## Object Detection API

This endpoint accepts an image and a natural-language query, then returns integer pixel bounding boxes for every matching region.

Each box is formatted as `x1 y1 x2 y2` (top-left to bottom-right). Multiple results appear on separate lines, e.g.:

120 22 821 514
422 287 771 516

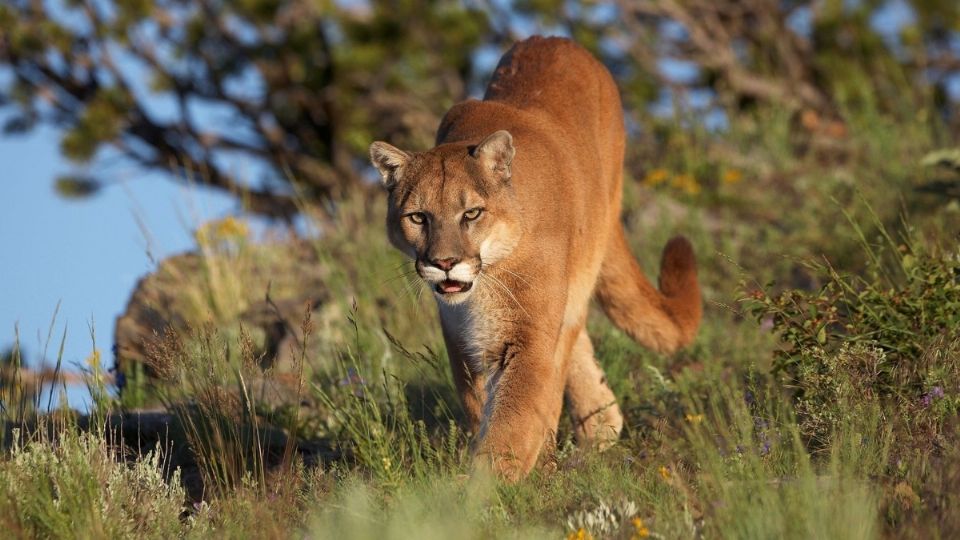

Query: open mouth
435 279 473 295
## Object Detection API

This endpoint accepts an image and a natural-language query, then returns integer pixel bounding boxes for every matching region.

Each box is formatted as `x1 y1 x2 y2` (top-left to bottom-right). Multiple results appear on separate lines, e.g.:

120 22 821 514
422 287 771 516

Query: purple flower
338 367 366 387
760 440 772 456
920 386 945 408
338 368 367 397
760 317 775 332
920 386 944 407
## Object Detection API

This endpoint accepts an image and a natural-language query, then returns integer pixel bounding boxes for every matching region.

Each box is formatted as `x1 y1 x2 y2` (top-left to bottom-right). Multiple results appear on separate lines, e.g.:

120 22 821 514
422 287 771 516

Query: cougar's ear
369 141 411 189
472 130 515 181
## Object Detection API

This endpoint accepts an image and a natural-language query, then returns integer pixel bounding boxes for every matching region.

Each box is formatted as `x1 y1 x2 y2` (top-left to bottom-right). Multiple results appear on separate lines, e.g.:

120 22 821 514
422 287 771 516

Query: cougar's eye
463 207 483 221
406 212 426 225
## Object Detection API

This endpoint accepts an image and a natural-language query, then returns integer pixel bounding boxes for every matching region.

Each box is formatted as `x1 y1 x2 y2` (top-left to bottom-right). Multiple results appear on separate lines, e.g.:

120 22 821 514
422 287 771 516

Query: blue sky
0 124 237 407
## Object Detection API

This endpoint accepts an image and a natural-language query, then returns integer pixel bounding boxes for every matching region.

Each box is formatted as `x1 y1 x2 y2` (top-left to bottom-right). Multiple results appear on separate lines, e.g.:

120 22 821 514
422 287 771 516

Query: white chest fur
437 296 501 372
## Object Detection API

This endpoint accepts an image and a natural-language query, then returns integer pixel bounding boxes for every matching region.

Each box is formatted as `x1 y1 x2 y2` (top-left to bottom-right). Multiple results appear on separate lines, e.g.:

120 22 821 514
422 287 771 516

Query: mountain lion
369 36 702 480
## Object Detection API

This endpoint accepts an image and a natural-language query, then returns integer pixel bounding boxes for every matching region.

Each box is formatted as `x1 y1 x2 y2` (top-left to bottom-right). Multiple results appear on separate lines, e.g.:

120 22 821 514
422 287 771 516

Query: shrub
0 430 187 539
741 226 960 450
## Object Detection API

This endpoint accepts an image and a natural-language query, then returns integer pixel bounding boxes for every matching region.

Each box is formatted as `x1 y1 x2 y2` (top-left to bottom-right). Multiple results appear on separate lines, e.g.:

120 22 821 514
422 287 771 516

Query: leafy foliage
3 1 960 217
742 228 960 449
0 431 188 539
0 0 496 217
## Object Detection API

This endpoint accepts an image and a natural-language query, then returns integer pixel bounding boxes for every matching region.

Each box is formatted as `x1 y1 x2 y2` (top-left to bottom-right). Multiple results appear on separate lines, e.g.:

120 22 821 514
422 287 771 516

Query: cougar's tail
595 227 702 354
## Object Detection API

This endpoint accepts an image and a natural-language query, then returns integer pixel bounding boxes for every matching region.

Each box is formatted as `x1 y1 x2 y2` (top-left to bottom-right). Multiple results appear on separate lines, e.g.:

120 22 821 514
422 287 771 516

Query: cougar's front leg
440 321 486 435
473 325 576 481
447 345 485 436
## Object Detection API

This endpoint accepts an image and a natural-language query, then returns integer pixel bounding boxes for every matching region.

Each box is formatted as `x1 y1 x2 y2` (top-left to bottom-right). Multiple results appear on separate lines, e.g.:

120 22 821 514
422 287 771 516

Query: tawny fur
369 36 702 481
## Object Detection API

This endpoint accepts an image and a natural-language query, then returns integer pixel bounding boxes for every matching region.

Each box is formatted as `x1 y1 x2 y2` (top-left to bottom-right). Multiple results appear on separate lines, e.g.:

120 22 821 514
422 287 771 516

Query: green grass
2 102 959 538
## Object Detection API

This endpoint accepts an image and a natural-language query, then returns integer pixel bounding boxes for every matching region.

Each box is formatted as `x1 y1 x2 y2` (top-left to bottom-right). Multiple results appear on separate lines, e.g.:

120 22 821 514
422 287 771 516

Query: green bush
741 227 960 450
0 430 188 539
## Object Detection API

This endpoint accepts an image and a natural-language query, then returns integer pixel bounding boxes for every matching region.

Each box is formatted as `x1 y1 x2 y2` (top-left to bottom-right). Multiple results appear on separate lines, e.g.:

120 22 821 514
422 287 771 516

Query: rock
113 239 329 397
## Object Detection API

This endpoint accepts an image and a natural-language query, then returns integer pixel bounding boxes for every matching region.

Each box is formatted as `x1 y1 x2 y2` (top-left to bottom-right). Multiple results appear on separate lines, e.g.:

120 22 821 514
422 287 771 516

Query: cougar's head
369 130 522 305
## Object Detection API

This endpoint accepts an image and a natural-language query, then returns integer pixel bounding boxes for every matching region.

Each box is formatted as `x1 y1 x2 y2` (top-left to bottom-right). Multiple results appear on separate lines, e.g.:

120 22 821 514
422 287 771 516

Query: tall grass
312 308 467 487
148 324 294 496
680 383 882 539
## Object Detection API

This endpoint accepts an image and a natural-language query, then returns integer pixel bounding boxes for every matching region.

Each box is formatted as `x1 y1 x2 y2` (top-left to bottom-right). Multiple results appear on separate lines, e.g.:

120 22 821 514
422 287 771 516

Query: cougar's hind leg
565 329 623 447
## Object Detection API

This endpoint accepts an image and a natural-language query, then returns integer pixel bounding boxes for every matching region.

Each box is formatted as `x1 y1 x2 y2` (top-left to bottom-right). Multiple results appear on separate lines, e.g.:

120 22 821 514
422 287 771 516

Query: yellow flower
86 349 102 370
381 457 392 471
566 528 593 540
685 413 704 424
631 517 650 539
722 169 743 185
195 216 250 246
658 465 671 480
642 168 670 187
214 216 249 239
671 173 701 195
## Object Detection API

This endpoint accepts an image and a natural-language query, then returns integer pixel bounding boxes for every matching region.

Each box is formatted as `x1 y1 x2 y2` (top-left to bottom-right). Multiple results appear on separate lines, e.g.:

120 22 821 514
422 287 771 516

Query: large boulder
113 238 330 400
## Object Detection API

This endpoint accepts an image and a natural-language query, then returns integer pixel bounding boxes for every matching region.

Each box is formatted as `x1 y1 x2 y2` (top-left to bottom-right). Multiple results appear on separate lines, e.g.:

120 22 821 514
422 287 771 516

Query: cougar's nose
431 257 459 271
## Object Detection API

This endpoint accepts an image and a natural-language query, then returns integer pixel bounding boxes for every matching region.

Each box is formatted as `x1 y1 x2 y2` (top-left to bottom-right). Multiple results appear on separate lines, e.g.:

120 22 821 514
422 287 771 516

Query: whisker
480 271 530 317
383 269 419 285
475 273 509 309
416 280 426 303
497 266 532 286
480 261 532 287
393 273 422 306
479 275 519 319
